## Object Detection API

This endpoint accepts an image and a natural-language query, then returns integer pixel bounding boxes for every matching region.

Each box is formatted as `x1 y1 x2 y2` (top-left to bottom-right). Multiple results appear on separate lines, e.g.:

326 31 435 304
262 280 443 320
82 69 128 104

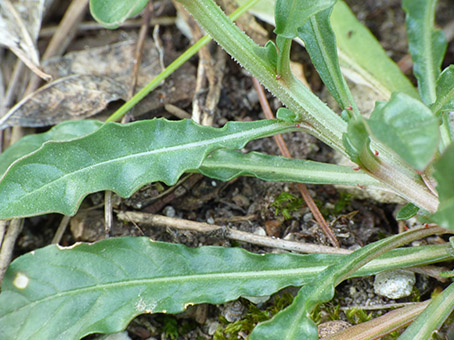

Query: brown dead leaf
265 220 283 237
0 74 127 129
0 0 51 79
43 40 161 80
0 38 195 128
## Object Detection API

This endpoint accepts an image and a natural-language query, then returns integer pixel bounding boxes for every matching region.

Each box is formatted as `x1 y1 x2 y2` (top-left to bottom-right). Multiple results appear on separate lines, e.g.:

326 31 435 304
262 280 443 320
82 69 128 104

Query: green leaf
0 237 331 340
250 227 441 340
200 149 382 187
254 40 278 69
368 92 439 171
432 142 454 229
402 0 447 105
0 120 103 178
89 0 148 29
274 0 336 39
1 237 451 340
398 281 454 340
331 1 418 100
430 65 454 115
0 118 296 219
236 0 419 99
297 7 354 111
342 115 370 165
396 203 420 220
275 107 300 123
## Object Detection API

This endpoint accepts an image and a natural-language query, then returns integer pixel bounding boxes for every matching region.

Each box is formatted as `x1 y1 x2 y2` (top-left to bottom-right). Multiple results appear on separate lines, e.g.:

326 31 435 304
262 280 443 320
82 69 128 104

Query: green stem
276 36 293 80
398 280 454 340
360 142 438 213
177 0 441 213
106 0 260 122
177 0 347 152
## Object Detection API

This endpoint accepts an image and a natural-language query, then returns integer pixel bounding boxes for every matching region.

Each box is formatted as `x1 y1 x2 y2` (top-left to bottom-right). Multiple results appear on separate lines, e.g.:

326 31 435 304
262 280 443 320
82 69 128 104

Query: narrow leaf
297 7 354 110
432 141 454 229
0 120 103 177
200 149 382 187
235 0 419 99
368 92 439 171
250 227 442 340
430 65 454 115
1 237 451 340
331 1 418 100
397 281 454 340
89 0 148 29
402 0 447 105
274 0 336 39
0 118 296 219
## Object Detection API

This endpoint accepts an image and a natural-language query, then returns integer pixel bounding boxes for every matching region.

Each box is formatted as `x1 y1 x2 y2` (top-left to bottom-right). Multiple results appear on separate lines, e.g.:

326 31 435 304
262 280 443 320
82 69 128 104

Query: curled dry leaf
0 0 50 79
1 39 195 128
0 75 127 129
42 40 161 80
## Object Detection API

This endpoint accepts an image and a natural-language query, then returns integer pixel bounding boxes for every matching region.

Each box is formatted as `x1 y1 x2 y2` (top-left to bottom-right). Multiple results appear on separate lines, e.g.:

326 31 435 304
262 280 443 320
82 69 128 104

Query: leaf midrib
5 122 287 207
3 264 327 317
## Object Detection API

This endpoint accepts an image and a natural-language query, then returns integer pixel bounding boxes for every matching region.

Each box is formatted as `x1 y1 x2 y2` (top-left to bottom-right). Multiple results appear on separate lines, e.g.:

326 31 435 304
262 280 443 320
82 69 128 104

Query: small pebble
374 269 416 299
318 320 351 339
303 212 313 223
232 194 250 207
206 216 215 224
253 227 266 236
163 206 175 218
207 320 220 335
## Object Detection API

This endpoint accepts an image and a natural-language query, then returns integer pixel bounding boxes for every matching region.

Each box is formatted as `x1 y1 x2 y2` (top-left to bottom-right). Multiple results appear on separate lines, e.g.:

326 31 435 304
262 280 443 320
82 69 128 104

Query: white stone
373 270 415 299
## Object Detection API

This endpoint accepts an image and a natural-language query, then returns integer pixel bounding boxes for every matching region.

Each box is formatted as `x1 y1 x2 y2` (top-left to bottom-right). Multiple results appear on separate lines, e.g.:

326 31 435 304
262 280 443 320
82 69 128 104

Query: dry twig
117 211 350 254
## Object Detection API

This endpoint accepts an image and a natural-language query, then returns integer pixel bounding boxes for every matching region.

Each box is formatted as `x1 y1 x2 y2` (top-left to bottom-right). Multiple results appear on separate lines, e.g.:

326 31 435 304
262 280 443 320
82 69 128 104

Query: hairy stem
176 0 439 213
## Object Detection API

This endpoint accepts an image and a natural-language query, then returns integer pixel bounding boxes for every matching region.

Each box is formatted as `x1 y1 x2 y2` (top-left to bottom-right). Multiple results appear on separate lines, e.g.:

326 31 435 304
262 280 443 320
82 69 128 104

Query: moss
214 293 294 339
271 192 304 219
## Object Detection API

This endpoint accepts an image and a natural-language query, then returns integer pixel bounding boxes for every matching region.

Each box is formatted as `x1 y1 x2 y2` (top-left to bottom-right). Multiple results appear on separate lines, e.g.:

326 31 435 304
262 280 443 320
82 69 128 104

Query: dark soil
2 0 454 339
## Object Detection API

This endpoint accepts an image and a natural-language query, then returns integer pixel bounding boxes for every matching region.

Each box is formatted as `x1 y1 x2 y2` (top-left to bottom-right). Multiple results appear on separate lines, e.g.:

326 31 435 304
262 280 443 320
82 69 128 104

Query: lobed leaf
368 92 439 171
0 118 296 219
89 0 148 29
0 120 103 177
432 141 454 229
274 0 336 39
200 149 382 187
297 7 355 111
0 237 332 340
1 237 451 340
430 65 454 115
402 0 447 105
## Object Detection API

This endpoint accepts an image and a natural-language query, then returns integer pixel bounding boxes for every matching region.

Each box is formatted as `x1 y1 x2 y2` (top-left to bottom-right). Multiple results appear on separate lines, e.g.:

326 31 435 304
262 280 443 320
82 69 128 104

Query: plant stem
276 36 293 80
177 0 440 213
177 0 347 152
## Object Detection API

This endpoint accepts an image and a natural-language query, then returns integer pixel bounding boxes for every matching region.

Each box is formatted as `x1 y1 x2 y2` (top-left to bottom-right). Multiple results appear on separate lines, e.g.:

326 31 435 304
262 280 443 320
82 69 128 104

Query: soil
2 0 454 339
